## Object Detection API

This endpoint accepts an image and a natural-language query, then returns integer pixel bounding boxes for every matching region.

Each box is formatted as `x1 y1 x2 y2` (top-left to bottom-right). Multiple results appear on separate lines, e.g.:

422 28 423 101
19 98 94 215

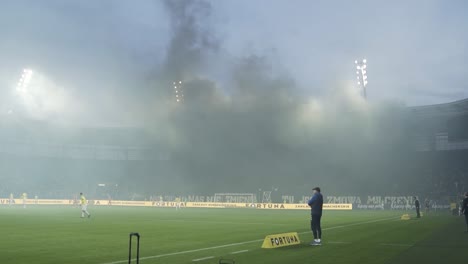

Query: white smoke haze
12 69 80 121
0 0 431 197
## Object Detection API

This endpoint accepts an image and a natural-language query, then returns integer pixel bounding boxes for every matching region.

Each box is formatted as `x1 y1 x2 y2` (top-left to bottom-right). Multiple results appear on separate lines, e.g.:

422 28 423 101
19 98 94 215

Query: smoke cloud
0 0 424 199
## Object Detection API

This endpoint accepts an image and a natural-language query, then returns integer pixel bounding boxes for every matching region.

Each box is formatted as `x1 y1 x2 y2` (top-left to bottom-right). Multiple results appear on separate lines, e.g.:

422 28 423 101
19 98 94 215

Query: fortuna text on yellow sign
249 203 352 210
261 232 301 248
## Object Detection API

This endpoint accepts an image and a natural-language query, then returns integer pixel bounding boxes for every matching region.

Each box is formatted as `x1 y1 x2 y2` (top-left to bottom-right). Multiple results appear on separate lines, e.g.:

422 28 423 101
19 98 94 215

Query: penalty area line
192 256 215 262
101 240 263 264
230 249 249 254
101 216 399 264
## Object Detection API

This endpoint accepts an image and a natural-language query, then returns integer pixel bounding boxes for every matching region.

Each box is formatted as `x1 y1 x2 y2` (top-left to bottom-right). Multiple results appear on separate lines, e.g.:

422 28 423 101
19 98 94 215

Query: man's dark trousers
311 214 322 239
416 207 420 218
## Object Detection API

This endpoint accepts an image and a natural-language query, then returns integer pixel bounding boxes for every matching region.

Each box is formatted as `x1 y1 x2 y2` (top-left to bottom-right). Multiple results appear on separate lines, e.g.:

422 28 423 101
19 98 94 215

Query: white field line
391 218 418 222
301 216 400 233
101 216 399 264
326 242 413 247
192 256 214 262
230 250 249 254
164 219 291 226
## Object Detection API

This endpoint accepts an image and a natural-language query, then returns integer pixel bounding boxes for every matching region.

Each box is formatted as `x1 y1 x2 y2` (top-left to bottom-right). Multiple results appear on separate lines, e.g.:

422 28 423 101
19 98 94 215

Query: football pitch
1 206 466 264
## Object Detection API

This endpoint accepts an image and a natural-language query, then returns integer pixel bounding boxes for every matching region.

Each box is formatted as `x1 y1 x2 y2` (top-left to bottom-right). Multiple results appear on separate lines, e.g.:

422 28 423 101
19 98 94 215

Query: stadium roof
407 98 468 117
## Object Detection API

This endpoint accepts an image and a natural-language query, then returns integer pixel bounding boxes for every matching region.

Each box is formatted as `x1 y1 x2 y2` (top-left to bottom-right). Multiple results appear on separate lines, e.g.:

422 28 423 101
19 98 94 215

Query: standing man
459 198 464 216
80 193 91 218
462 192 468 233
308 187 323 246
414 196 420 218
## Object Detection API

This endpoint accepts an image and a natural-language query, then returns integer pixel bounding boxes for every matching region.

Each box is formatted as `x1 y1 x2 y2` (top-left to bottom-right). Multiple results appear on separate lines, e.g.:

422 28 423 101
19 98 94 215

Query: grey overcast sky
1 0 467 119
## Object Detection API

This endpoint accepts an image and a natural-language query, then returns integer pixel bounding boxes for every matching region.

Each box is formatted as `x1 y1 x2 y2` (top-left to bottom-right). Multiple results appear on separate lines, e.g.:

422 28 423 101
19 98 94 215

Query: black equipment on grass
128 232 140 264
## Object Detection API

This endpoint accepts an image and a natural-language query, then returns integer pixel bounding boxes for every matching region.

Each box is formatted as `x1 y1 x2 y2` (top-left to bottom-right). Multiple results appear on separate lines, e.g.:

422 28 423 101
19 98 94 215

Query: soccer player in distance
424 198 430 215
462 192 468 233
9 193 14 206
414 196 421 218
80 192 91 218
308 187 323 246
21 192 27 208
175 196 182 210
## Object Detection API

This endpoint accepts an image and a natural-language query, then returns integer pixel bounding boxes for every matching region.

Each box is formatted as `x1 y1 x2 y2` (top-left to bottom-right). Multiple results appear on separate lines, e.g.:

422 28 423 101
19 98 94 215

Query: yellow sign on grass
401 214 411 220
261 232 301 249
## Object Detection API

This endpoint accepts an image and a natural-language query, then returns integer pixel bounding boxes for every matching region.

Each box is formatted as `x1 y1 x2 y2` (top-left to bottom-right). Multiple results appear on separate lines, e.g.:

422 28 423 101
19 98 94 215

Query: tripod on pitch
128 232 140 264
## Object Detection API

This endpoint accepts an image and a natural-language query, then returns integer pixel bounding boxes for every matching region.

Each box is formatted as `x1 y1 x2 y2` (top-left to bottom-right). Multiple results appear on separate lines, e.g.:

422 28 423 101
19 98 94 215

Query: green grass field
1 206 466 264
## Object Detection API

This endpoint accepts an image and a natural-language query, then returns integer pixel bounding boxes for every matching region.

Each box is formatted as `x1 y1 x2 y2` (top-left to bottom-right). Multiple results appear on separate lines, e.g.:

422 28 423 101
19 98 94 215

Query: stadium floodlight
173 80 184 103
354 59 368 99
16 68 34 92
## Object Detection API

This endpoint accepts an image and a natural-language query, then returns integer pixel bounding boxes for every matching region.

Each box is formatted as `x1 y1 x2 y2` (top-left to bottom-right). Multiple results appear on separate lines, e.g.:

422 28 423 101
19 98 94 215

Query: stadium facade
405 98 468 200
408 98 468 151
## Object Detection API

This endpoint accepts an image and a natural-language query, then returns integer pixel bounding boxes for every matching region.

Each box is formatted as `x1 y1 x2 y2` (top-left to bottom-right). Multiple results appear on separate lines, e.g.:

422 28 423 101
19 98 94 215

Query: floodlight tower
354 59 368 99
17 68 34 93
173 80 184 103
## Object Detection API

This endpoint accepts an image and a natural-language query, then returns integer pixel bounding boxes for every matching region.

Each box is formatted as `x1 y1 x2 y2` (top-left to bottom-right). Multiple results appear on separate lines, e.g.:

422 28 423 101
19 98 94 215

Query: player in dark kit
414 197 420 218
462 192 468 232
308 187 323 246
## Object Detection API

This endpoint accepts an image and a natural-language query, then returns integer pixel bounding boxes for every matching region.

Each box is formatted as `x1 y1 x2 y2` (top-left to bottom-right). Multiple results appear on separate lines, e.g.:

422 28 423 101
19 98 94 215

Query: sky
218 0 468 103
0 0 467 125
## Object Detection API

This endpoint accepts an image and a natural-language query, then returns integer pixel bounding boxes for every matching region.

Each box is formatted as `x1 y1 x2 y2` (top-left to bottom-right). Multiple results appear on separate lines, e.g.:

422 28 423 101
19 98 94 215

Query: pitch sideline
101 216 399 264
